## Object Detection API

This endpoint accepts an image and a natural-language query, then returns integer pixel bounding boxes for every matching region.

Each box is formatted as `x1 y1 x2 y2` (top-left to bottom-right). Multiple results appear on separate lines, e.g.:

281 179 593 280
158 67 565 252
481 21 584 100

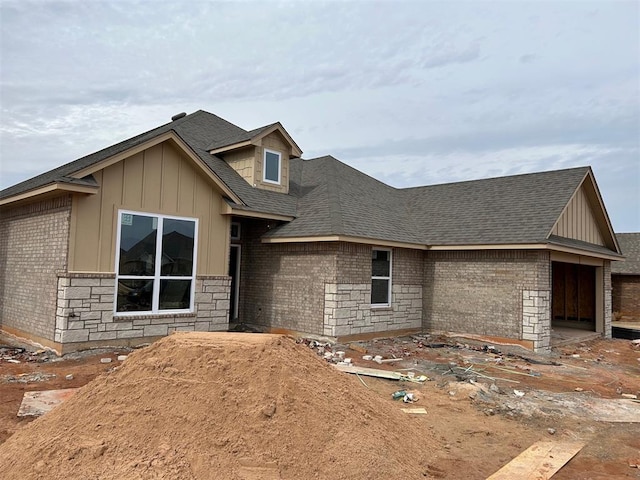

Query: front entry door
229 245 241 321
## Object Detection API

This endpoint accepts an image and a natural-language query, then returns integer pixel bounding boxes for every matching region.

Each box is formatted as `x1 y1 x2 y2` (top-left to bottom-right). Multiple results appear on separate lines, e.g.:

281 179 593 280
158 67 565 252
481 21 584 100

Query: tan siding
254 132 290 194
160 145 180 212
223 147 255 185
552 186 605 246
142 144 162 211
99 163 123 270
71 141 228 276
122 152 144 206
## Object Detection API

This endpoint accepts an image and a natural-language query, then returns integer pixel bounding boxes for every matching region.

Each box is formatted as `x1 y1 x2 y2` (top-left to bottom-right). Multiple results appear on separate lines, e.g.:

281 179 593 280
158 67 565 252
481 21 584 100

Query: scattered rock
117 355 128 362
100 358 112 364
65 374 74 380
547 428 556 435
513 390 525 398
621 393 638 399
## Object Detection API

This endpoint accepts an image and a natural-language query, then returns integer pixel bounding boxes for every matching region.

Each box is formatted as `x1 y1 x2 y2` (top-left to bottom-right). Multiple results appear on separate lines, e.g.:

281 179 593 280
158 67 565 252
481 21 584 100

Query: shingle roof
0 110 619 255
612 233 640 274
0 111 298 218
265 160 599 248
205 123 277 151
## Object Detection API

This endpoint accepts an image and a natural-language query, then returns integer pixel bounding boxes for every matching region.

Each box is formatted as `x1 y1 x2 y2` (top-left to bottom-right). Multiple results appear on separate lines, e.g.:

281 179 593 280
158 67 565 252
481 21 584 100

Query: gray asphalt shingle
0 110 617 254
612 233 640 274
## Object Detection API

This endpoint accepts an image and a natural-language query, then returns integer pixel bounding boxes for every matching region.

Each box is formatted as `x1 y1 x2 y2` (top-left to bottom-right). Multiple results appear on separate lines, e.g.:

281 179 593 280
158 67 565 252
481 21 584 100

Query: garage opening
552 261 596 330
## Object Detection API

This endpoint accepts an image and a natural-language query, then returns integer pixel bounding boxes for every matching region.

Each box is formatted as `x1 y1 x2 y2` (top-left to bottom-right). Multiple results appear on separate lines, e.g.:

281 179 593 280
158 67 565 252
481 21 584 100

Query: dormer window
263 149 281 184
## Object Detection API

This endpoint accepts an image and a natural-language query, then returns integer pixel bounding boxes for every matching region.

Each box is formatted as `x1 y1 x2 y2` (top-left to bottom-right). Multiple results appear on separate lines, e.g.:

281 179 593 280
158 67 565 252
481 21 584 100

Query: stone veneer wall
55 274 230 346
612 274 639 322
424 250 551 350
604 261 612 336
323 244 423 337
0 196 71 341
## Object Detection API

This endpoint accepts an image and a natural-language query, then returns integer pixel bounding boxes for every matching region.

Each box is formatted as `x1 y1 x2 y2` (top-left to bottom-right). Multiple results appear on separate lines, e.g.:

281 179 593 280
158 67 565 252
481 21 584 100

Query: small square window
263 149 281 184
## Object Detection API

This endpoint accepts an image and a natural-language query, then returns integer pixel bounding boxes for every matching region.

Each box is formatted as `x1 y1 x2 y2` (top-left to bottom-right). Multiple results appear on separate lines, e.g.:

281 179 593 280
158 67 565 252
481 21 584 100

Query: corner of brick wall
0 196 72 341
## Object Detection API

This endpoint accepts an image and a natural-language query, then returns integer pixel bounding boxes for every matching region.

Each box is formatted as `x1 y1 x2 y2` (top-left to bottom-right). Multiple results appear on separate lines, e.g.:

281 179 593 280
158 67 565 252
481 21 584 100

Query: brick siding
0 196 71 341
324 244 423 336
237 220 337 335
238 223 422 337
424 250 551 350
612 274 640 321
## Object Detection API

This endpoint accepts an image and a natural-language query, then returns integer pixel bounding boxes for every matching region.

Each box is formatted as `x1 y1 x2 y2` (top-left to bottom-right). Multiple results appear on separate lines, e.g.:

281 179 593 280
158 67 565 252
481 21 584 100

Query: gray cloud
1 0 638 231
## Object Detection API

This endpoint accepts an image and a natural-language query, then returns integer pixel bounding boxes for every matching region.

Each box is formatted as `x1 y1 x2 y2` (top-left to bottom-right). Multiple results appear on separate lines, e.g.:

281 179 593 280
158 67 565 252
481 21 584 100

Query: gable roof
207 122 303 157
265 160 621 256
612 233 640 274
0 111 298 218
0 110 622 257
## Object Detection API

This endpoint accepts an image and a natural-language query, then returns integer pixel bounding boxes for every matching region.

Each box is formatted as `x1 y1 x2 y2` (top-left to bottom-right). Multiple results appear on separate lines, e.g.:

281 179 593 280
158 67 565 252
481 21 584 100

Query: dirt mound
0 332 439 479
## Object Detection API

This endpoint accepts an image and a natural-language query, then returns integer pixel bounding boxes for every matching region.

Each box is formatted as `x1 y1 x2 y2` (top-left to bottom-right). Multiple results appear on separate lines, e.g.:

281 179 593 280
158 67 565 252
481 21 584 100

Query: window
230 221 241 241
371 249 392 306
263 149 281 184
115 211 197 314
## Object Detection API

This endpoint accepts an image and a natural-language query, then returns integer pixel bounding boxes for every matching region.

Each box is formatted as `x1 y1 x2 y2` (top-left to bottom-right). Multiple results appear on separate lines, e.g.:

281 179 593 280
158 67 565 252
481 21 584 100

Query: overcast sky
1 0 638 232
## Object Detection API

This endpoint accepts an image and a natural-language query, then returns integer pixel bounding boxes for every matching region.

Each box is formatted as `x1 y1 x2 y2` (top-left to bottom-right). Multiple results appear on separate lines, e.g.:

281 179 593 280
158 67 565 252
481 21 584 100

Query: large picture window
371 249 392 306
263 149 281 184
115 211 197 314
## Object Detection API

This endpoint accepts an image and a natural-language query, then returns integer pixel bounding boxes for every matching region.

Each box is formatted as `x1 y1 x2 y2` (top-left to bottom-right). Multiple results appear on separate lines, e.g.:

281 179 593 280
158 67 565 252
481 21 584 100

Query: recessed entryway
229 245 241 321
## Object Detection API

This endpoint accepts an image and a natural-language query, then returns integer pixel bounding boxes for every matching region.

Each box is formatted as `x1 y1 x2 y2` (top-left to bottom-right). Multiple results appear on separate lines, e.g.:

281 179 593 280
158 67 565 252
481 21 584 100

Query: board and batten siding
69 141 229 275
552 185 605 246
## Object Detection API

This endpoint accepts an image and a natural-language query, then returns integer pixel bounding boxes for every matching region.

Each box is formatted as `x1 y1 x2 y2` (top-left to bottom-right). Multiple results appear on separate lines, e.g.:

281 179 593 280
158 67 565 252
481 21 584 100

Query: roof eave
208 123 303 158
68 130 243 205
0 181 99 207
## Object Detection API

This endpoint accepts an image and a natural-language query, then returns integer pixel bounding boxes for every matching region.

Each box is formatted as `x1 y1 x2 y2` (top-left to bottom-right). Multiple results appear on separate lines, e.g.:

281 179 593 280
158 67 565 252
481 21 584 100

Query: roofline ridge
401 165 592 192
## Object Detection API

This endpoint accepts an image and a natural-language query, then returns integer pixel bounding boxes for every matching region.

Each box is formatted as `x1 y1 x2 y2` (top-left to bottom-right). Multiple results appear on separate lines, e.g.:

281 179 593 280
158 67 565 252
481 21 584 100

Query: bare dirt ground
0 332 639 479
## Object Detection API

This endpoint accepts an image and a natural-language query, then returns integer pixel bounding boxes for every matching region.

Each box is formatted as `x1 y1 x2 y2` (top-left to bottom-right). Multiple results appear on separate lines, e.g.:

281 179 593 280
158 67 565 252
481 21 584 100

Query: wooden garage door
552 262 596 329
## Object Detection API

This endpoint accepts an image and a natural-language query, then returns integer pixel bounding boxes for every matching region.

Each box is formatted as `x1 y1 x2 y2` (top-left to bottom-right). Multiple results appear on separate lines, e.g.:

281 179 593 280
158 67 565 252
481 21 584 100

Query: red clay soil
0 332 442 480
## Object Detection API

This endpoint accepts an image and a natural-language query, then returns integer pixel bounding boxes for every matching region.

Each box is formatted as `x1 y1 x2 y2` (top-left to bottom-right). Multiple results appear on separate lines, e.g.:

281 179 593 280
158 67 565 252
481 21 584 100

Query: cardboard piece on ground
487 441 585 480
17 388 78 417
333 364 402 380
401 408 427 414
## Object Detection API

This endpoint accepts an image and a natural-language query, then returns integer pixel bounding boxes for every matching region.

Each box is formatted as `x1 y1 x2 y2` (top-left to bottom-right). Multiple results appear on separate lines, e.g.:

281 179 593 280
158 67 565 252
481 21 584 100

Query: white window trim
114 210 198 316
371 248 392 308
263 148 281 185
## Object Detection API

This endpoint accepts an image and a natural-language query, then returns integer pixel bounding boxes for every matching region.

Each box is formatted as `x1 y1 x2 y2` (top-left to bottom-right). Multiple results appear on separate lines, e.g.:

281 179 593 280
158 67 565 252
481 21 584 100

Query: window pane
371 279 390 305
159 280 191 310
117 279 153 312
372 250 390 277
161 219 195 276
264 151 280 182
119 214 157 275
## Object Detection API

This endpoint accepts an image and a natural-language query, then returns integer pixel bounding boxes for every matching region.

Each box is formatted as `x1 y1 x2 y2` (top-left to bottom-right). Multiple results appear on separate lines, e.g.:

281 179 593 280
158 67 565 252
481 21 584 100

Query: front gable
210 124 301 195
70 139 231 276
549 171 620 253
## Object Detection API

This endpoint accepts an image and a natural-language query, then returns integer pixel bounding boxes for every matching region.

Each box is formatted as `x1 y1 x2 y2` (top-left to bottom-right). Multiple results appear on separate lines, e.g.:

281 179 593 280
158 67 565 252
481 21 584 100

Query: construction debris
17 388 78 417
487 441 585 480
0 333 441 479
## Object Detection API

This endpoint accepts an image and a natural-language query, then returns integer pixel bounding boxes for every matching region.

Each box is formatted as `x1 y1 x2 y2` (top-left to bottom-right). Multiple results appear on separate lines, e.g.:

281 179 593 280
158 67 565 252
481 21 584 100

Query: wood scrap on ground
486 441 585 480
17 388 78 417
333 364 403 380
401 408 427 414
